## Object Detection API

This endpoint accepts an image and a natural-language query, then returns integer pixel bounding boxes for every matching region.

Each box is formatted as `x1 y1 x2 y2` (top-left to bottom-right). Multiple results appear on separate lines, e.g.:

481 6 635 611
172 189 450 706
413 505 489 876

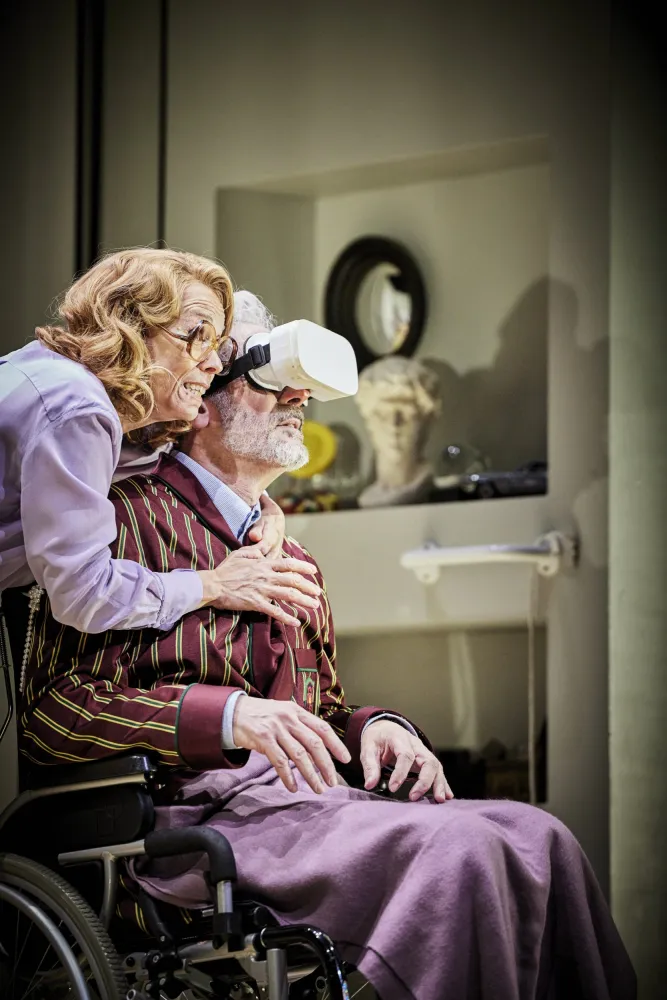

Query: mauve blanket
131 753 636 1000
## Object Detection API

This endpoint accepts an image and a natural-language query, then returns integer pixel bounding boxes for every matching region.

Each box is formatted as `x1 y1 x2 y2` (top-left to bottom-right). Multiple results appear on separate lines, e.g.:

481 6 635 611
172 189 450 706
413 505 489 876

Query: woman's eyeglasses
159 320 236 372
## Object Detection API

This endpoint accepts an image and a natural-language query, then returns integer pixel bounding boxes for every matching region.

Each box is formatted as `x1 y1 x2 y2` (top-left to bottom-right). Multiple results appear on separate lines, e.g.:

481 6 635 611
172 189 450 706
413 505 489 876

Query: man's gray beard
217 402 309 471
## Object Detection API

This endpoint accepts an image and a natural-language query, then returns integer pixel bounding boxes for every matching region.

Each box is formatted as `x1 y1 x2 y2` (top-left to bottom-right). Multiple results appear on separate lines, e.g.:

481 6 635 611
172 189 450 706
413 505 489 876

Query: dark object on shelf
276 491 340 514
479 737 507 762
324 236 427 372
479 722 548 804
432 461 548 503
485 757 531 802
434 748 487 800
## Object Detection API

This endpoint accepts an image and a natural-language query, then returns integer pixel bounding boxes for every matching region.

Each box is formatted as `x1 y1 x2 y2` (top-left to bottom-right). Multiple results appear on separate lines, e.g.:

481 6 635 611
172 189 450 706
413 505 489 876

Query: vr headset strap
205 343 272 397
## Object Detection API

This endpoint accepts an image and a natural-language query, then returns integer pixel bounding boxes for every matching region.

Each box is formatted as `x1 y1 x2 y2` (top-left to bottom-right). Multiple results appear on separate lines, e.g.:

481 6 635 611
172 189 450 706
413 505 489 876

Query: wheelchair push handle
144 827 237 885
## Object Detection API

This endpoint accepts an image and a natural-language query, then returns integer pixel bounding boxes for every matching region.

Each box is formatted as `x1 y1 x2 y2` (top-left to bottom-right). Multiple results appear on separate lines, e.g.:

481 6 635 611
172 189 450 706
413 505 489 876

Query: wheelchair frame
0 589 354 1000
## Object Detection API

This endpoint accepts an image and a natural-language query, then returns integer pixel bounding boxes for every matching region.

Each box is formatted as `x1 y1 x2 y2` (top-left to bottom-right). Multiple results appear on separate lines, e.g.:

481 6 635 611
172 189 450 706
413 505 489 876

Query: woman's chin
153 405 199 425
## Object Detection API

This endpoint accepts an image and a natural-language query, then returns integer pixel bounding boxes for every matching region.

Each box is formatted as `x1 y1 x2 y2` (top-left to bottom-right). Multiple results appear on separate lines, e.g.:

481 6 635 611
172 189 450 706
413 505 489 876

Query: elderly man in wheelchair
0 293 635 1000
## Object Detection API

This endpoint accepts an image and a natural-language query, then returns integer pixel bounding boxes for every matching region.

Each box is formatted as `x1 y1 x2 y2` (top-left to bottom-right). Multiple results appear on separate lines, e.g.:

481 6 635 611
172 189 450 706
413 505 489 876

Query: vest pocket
294 647 319 714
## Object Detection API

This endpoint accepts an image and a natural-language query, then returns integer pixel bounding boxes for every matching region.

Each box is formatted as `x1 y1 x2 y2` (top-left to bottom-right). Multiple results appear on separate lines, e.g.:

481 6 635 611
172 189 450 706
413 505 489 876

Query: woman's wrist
196 569 216 607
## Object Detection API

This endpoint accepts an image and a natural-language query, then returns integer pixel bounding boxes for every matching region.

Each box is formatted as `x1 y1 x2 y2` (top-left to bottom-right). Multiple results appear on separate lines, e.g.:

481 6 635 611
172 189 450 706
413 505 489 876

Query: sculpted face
355 357 440 494
361 385 426 466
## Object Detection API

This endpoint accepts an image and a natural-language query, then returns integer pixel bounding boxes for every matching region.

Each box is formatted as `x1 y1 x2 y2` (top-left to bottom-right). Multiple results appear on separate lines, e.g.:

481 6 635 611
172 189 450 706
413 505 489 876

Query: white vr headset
206 319 359 402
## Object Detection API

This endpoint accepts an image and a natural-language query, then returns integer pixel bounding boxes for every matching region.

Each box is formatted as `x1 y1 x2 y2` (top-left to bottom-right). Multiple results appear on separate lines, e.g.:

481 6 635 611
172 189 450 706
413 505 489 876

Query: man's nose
393 409 405 427
278 386 310 406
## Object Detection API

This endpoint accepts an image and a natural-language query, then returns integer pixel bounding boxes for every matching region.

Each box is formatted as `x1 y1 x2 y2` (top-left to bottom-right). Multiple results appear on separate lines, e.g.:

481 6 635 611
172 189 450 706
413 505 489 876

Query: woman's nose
199 347 223 374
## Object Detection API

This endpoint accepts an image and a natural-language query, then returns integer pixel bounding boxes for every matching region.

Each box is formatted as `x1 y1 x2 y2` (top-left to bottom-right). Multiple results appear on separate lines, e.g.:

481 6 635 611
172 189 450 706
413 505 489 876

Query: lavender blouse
0 340 203 632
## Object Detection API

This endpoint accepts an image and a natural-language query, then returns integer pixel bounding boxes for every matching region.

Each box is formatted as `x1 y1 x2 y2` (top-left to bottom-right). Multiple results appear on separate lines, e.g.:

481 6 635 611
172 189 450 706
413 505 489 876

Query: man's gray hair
232 290 276 332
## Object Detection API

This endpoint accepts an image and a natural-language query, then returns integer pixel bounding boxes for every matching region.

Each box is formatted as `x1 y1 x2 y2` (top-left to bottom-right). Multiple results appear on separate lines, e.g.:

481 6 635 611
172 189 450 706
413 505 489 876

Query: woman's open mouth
181 381 207 400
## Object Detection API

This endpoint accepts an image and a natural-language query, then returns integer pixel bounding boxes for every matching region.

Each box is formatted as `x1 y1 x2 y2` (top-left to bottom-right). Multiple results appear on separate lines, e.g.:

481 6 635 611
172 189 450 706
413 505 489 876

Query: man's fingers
360 743 382 790
292 724 339 788
265 741 297 793
278 734 325 794
408 758 439 801
388 749 415 793
432 769 454 803
298 710 351 764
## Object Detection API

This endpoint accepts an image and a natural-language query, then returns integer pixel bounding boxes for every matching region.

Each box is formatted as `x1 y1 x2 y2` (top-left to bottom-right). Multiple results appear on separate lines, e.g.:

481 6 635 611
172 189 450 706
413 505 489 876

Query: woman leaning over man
0 247 319 636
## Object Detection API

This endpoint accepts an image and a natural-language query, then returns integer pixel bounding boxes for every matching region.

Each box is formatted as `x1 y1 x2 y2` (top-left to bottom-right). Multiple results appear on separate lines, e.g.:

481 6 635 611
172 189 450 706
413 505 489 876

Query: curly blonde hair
36 247 234 447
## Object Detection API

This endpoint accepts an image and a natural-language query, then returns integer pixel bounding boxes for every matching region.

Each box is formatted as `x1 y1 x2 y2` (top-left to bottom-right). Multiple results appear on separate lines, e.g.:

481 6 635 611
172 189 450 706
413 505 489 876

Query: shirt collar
173 451 262 541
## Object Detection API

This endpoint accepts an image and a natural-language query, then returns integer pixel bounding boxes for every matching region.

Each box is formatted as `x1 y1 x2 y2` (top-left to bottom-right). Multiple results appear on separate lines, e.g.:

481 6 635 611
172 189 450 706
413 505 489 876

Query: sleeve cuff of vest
177 684 250 771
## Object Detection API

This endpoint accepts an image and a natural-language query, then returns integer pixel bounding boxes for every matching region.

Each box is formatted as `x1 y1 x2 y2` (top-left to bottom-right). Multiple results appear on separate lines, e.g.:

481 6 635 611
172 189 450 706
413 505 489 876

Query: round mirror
324 236 427 371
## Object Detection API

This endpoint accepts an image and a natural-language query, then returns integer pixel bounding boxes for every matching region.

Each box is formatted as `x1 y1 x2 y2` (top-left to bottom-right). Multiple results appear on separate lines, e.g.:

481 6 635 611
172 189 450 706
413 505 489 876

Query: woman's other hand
198 548 319 628
246 494 285 558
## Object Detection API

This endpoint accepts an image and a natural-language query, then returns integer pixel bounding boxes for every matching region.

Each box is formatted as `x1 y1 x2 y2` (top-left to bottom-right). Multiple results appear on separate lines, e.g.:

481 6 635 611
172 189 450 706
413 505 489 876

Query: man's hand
198 548 320 628
246 494 285 558
360 720 454 803
233 697 351 794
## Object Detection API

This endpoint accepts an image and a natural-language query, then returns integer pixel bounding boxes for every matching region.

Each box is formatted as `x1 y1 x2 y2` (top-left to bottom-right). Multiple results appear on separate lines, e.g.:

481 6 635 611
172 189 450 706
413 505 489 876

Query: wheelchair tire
0 852 127 999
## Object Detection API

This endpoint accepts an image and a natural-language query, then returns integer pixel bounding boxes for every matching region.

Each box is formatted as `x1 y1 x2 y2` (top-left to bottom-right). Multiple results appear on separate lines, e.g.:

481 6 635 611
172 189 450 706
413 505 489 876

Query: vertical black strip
157 0 170 247
75 0 105 273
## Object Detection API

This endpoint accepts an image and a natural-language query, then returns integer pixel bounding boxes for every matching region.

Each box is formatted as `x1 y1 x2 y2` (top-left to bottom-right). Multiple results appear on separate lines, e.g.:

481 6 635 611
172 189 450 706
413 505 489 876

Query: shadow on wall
424 275 609 503
424 277 551 472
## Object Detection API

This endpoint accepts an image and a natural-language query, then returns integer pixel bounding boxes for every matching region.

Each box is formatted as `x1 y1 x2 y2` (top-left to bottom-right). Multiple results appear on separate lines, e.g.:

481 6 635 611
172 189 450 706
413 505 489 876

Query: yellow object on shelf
290 421 338 479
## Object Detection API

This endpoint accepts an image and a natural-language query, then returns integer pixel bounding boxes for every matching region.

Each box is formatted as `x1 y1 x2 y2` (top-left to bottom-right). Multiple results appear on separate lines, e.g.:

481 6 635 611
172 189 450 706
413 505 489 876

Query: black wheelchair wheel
0 853 126 1000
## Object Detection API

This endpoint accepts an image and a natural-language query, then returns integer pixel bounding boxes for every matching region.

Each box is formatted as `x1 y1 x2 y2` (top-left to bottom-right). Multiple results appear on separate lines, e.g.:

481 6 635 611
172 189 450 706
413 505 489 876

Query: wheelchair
0 588 373 1000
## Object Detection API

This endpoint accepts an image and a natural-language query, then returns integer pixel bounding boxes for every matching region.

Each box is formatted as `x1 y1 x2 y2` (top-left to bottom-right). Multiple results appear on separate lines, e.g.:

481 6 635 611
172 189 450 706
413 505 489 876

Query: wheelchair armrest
24 751 158 790
145 827 237 884
145 827 241 942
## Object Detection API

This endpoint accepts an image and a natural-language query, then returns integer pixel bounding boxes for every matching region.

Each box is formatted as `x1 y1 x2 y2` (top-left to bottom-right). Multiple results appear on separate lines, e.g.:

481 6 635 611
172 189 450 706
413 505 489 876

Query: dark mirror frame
324 236 427 372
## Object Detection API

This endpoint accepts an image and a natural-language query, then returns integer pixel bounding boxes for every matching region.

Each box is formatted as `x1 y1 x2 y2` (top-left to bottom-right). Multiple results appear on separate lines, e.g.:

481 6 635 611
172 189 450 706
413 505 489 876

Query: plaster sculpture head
355 354 440 507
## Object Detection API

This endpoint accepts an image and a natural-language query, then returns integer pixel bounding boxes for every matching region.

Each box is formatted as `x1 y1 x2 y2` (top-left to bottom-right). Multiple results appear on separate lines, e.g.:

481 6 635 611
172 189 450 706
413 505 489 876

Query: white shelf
286 495 553 636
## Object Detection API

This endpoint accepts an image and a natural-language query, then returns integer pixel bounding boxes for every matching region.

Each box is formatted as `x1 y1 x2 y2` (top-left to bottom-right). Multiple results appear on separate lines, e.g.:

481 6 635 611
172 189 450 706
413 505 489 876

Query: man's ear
191 401 212 431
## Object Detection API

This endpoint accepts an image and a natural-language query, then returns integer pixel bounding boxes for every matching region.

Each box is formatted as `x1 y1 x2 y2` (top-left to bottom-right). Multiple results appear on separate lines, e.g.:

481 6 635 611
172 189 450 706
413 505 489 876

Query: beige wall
99 0 163 251
166 0 611 887
339 627 546 753
0 0 77 356
217 189 316 323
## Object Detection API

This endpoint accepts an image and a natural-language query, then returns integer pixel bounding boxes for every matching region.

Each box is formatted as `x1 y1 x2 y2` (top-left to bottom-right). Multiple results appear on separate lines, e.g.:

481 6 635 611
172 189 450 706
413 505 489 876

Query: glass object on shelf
434 443 491 492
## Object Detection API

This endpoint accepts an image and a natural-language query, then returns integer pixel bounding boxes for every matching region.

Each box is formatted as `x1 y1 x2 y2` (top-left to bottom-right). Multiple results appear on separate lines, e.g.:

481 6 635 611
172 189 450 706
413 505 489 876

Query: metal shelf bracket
400 531 579 585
